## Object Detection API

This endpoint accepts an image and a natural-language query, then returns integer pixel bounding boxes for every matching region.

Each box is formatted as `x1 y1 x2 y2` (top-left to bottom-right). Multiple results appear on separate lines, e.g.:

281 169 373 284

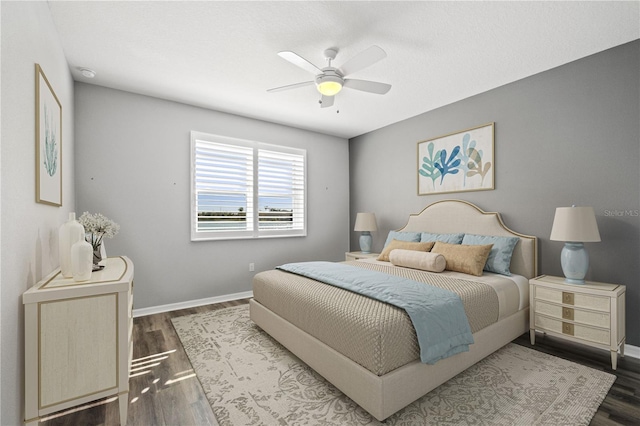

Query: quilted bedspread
276 261 474 364
252 261 500 375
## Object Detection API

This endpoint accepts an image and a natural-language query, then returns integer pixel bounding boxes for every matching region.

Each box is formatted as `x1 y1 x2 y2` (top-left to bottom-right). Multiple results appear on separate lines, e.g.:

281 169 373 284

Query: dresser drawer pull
562 322 574 336
562 307 574 320
562 292 574 305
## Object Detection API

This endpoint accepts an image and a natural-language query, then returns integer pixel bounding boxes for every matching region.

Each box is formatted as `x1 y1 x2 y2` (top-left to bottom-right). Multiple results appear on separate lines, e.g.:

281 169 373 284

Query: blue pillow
462 234 519 276
383 231 421 248
420 232 465 244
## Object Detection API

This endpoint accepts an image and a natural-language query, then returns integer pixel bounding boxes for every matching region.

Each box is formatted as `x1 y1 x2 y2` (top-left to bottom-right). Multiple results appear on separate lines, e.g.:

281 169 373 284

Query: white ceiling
48 1 639 139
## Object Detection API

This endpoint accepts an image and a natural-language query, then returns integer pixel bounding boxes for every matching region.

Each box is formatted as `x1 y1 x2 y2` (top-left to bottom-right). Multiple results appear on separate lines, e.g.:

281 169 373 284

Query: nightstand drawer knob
562 292 574 305
562 307 574 320
562 322 574 336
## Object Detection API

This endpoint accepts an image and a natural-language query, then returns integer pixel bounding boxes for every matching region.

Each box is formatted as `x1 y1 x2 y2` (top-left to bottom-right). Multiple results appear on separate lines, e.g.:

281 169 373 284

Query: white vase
71 239 93 282
59 213 85 278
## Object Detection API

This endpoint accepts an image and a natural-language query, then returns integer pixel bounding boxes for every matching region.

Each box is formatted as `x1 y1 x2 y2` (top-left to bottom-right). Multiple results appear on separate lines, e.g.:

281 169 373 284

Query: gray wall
350 40 640 345
75 84 350 309
1 2 76 424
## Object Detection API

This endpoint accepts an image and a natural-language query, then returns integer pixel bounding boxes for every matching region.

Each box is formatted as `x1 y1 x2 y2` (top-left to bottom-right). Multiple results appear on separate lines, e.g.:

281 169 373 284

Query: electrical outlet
249 263 255 272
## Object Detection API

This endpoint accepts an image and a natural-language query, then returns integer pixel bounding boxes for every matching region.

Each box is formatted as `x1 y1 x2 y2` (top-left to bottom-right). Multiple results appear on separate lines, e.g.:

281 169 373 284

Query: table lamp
550 206 601 284
354 213 377 254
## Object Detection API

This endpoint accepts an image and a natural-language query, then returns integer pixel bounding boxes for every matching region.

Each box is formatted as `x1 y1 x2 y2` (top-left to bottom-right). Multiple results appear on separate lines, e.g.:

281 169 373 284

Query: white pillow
389 249 446 273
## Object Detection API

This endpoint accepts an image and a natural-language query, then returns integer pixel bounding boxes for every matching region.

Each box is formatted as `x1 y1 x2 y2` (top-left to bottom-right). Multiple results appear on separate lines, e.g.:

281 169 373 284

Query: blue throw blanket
276 261 474 364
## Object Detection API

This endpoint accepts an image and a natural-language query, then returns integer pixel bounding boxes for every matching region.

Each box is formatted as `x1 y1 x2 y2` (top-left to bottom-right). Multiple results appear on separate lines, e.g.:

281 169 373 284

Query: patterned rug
171 304 615 425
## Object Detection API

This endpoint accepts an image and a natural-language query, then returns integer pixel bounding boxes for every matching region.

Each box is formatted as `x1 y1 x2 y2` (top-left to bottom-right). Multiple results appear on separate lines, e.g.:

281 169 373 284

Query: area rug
171 304 615 425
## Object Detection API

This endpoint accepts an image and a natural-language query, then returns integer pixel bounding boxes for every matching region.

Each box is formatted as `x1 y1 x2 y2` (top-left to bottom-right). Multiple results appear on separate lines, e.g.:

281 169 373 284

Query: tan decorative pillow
389 249 446 272
377 240 435 262
431 241 493 276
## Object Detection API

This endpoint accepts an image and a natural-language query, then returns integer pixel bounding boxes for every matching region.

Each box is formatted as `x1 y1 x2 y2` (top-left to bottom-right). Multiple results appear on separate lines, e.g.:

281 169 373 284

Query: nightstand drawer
535 287 609 311
345 251 380 261
535 301 610 328
535 315 610 345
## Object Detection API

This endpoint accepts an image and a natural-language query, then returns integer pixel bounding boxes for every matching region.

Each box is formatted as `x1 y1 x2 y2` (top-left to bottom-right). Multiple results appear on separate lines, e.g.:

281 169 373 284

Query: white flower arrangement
78 212 120 251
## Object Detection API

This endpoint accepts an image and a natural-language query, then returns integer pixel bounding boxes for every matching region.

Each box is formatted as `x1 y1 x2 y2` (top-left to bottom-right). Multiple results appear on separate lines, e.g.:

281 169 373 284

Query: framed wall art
35 63 62 206
417 122 494 196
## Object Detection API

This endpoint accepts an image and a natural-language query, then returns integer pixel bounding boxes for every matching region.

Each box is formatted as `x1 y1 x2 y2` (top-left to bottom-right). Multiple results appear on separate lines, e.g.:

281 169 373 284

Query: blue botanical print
418 142 442 189
434 146 461 184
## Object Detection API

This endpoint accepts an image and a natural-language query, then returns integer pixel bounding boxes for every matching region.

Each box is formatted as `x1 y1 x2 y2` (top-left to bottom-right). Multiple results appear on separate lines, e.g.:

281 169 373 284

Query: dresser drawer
535 315 610 345
535 301 610 328
535 287 610 311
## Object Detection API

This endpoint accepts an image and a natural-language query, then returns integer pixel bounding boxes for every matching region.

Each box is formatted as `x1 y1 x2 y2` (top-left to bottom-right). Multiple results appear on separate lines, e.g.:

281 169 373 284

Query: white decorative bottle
71 239 93 282
59 213 85 278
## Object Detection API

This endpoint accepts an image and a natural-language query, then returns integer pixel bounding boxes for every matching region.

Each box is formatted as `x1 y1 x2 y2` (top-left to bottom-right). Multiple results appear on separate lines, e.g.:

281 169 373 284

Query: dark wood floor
41 298 640 426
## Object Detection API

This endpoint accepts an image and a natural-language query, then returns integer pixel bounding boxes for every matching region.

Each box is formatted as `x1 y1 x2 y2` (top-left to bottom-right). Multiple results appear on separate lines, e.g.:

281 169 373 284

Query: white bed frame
250 200 538 421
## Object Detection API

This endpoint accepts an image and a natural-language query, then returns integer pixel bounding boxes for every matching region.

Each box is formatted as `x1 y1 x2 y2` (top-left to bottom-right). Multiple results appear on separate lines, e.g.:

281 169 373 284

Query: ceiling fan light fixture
316 75 343 96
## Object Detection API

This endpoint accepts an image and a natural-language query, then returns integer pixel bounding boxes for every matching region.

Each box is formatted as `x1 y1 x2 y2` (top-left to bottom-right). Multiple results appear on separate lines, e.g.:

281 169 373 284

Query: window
191 131 306 241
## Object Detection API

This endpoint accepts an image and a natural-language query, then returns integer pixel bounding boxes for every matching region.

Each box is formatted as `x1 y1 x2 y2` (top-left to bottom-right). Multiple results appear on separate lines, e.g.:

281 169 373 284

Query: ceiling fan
267 45 392 108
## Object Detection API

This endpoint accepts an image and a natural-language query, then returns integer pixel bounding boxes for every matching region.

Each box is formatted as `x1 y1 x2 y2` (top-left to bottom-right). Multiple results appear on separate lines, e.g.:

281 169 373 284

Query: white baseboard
133 291 253 318
133 293 640 361
624 343 640 359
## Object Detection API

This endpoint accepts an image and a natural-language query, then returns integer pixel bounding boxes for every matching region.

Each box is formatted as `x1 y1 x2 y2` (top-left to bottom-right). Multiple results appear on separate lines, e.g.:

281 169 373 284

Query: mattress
252 260 526 376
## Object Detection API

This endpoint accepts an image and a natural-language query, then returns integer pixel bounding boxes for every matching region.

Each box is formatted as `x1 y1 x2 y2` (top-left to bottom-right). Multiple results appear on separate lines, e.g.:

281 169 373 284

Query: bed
250 199 538 421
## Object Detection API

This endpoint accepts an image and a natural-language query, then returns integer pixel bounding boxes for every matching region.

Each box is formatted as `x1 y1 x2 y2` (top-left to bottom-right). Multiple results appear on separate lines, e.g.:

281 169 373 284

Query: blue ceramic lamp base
560 242 589 284
359 232 372 254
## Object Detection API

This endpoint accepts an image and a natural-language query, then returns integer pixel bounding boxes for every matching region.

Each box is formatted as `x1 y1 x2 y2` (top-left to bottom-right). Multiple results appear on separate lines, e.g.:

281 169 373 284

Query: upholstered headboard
397 200 538 279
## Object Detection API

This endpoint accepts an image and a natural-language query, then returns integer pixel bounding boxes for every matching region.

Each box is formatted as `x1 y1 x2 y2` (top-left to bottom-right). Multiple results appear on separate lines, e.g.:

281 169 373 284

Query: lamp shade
354 213 377 232
550 206 601 242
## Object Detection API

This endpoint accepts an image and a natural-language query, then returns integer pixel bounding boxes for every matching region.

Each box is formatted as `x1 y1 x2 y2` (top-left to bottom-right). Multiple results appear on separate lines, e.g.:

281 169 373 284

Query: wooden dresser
23 256 134 425
529 274 626 370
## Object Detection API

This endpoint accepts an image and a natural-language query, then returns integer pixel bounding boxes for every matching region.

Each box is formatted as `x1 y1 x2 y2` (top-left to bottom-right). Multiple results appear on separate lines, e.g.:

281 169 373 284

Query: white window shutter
258 149 305 232
191 131 306 241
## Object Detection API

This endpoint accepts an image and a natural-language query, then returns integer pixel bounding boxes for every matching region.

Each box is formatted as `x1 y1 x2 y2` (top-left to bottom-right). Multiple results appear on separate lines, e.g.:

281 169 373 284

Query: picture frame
35 63 62 206
417 122 494 196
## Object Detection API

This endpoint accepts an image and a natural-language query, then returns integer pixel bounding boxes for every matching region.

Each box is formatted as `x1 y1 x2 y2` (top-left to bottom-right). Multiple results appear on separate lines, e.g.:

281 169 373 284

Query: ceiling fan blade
267 81 315 93
278 51 323 75
320 95 334 108
343 79 391 95
338 45 387 76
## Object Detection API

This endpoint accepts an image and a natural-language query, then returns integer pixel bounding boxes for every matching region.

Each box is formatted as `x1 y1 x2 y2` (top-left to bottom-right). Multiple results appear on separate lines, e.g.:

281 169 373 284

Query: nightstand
345 251 380 261
529 274 626 370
